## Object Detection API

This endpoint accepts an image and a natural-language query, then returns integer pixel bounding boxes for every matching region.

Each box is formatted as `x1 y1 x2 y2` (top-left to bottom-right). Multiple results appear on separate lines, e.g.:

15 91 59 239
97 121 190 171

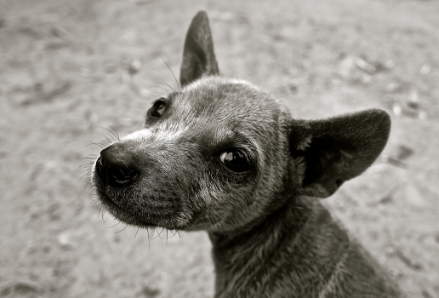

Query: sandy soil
0 0 438 297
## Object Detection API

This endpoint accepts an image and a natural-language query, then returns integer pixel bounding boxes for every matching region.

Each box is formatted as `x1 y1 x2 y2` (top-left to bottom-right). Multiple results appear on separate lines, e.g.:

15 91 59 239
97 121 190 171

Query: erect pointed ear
180 11 219 88
290 109 391 198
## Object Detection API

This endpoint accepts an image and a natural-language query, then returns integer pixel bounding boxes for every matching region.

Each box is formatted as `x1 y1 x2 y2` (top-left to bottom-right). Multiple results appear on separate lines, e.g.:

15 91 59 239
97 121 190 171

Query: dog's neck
207 196 348 297
207 194 312 250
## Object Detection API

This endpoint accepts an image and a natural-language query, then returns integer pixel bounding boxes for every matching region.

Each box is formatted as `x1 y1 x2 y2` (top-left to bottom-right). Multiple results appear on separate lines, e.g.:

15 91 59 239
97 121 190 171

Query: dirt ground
0 0 438 297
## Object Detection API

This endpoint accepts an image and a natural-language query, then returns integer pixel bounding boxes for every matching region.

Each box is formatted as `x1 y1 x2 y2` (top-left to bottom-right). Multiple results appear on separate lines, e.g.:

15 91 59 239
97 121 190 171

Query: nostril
99 156 105 167
109 167 138 186
96 156 104 179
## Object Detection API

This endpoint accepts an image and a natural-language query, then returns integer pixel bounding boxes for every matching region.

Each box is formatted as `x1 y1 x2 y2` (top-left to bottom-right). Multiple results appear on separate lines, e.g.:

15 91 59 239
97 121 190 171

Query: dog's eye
150 100 167 117
219 150 251 173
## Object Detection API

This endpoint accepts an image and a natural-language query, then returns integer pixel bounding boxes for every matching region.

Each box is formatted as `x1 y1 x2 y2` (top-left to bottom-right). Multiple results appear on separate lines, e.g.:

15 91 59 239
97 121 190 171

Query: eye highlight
219 149 252 173
150 100 167 117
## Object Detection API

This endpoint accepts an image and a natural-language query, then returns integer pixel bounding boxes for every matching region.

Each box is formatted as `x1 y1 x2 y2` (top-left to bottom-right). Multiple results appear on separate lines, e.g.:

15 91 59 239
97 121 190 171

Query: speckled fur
92 11 402 298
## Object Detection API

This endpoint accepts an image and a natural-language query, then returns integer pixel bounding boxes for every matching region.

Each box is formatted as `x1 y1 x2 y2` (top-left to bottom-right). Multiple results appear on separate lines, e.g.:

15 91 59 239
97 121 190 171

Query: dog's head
92 11 390 233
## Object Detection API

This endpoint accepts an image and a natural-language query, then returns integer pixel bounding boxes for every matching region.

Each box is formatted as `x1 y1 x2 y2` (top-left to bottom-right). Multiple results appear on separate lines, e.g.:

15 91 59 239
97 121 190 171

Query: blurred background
0 0 438 297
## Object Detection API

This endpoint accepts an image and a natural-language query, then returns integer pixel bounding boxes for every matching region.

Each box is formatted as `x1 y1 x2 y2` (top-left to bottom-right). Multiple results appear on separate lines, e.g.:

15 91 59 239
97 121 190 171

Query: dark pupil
223 151 250 172
151 102 166 117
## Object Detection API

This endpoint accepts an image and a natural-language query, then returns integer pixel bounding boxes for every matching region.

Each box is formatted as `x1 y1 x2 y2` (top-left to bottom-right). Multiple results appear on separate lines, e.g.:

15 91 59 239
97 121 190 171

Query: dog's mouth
93 175 179 229
96 189 160 227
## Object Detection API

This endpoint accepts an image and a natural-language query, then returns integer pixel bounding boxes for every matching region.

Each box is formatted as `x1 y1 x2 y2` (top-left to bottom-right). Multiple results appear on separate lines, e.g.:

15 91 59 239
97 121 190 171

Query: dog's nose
96 143 139 187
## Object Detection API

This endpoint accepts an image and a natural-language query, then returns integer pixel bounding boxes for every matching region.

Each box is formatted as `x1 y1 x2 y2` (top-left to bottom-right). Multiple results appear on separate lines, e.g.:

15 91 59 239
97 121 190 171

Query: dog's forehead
177 77 280 123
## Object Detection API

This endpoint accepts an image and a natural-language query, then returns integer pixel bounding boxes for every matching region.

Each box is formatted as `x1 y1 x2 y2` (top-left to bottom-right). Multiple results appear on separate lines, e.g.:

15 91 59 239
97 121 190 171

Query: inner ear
299 138 342 187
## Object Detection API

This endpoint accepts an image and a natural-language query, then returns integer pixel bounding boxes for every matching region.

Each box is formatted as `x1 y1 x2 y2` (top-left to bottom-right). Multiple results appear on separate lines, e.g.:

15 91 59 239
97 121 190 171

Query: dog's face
91 11 391 233
92 77 293 232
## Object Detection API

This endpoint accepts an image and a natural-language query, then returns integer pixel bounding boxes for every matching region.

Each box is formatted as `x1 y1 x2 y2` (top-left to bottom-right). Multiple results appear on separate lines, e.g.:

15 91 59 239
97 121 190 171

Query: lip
92 170 178 228
97 190 160 227
94 187 177 230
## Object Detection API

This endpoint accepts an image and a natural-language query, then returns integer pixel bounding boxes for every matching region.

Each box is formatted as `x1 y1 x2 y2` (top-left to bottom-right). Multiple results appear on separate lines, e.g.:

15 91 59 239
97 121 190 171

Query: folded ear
290 109 391 198
180 11 219 87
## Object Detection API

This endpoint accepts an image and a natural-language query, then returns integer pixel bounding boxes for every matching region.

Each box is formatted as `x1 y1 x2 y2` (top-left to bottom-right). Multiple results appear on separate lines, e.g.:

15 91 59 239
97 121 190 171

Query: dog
92 10 402 298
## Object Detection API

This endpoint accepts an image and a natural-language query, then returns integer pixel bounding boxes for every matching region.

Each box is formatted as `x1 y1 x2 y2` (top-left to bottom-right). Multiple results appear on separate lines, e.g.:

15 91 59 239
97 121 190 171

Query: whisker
84 181 92 190
79 171 92 182
161 58 182 92
108 220 121 228
115 224 129 234
79 167 91 174
101 207 106 223
148 85 170 94
158 79 177 94
94 126 115 144
98 206 103 219
102 133 113 144
92 199 100 207
88 142 105 149
147 228 152 252
107 125 121 141
96 126 120 142
79 163 93 168
155 227 165 239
